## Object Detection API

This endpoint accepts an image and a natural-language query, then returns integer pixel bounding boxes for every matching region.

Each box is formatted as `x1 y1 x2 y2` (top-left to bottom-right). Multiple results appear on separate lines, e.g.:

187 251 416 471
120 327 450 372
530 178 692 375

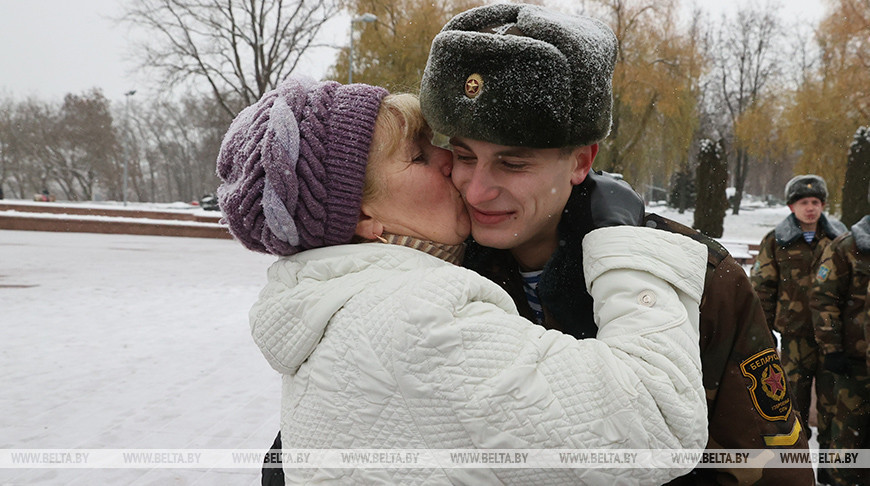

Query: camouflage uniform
751 213 845 449
464 182 814 486
811 215 870 485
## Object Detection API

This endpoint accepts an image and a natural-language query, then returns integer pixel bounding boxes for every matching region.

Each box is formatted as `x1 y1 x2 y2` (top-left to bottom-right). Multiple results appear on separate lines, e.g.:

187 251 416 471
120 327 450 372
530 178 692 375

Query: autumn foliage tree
784 0 870 208
576 0 706 191
330 0 485 93
733 94 793 198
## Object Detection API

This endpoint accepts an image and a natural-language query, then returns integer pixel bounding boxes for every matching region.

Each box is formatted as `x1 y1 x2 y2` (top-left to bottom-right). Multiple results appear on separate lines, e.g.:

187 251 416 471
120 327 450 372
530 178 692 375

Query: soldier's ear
570 144 598 186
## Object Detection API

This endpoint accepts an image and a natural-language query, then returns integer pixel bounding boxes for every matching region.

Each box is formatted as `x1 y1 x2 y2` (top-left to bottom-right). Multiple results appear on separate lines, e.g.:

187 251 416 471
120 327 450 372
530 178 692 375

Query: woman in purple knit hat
217 76 709 484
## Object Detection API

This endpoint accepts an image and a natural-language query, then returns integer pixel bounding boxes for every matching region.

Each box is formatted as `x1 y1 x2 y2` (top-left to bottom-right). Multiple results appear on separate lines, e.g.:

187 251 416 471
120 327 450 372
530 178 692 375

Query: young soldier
751 175 846 473
420 4 813 485
811 191 870 486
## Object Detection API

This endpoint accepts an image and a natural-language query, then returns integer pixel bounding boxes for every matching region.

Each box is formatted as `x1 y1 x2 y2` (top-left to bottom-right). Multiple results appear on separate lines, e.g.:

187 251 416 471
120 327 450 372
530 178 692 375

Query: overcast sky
0 0 827 103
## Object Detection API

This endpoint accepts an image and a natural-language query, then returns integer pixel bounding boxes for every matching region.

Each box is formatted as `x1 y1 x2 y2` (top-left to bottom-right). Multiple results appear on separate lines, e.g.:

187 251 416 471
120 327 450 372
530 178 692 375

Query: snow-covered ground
1 230 278 485
0 200 809 484
650 201 791 243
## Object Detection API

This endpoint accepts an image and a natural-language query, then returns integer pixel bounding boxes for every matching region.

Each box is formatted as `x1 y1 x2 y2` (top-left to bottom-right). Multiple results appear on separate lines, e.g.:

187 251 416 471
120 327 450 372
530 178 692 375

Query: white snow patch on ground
649 202 792 244
1 230 279 484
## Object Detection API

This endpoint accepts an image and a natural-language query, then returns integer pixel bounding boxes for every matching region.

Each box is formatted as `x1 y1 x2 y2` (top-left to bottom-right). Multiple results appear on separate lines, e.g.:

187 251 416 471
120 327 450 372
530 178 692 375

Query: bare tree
2 98 74 199
711 2 783 214
2 90 229 203
0 97 12 198
51 90 118 201
120 95 230 203
122 0 342 117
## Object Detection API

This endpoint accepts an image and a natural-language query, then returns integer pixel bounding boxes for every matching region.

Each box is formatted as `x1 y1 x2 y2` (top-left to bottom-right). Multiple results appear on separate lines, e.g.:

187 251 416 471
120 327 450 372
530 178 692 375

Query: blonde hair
362 93 429 202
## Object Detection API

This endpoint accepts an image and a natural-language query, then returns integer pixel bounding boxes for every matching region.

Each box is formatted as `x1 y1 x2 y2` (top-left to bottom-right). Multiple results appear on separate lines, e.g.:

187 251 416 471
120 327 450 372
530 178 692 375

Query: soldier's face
448 136 595 269
789 197 825 226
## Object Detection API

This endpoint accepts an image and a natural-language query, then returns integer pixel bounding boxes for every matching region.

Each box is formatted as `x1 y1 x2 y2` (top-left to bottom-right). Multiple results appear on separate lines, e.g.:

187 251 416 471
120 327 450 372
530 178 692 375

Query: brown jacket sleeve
688 254 812 485
646 215 813 486
750 231 779 332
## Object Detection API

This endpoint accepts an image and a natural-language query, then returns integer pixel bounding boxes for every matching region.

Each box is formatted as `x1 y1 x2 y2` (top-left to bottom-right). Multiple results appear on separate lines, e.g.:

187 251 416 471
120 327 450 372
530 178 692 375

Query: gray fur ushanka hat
420 3 618 148
785 174 828 205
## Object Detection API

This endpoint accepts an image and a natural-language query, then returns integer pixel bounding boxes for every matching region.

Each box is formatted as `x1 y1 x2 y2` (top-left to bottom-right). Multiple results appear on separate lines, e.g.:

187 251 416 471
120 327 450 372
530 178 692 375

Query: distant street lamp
122 90 136 206
348 13 377 84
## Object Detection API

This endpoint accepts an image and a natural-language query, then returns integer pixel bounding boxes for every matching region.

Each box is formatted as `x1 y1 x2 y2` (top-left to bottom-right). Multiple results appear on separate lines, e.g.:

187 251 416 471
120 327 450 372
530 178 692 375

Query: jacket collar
535 181 597 338
853 215 870 253
774 213 847 246
380 233 465 265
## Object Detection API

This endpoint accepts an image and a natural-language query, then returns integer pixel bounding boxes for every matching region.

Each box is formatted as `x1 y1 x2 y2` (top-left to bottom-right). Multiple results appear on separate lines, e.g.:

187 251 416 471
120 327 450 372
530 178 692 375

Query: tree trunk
731 147 749 215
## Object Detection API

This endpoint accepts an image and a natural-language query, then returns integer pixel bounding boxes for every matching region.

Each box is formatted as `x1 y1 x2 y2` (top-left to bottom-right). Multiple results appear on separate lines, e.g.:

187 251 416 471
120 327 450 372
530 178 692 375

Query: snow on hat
216 77 388 256
785 174 828 205
419 3 617 148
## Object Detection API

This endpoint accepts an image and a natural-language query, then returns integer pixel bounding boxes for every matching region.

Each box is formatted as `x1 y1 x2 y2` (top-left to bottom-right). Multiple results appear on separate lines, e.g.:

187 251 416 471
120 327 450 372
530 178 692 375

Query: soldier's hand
588 170 645 228
824 352 852 377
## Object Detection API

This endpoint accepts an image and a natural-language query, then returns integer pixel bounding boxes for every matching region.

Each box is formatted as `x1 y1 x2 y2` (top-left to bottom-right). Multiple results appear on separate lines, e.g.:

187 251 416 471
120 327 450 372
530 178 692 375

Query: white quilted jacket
251 226 708 484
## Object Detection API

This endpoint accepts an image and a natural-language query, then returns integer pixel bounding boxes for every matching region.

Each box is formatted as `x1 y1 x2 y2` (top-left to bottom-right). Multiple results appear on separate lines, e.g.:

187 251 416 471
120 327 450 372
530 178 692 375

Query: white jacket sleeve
390 226 708 485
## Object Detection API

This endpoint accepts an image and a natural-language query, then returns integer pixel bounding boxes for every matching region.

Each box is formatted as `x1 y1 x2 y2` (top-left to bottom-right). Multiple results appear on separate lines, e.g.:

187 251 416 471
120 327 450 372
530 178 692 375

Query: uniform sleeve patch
739 348 793 422
816 265 830 282
763 419 801 446
751 260 761 274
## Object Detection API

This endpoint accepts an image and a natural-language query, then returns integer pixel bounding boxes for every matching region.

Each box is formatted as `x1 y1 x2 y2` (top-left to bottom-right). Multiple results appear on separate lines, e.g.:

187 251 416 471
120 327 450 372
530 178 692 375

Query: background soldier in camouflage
811 187 870 485
751 175 846 475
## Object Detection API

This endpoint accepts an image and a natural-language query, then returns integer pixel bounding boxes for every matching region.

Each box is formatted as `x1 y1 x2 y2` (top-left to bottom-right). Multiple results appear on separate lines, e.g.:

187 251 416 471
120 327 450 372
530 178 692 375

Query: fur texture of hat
419 3 617 148
785 174 828 205
216 77 388 256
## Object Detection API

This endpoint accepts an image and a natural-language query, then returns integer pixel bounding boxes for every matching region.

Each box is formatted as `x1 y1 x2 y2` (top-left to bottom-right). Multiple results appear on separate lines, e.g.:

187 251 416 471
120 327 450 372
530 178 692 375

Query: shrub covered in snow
841 126 870 227
693 139 729 238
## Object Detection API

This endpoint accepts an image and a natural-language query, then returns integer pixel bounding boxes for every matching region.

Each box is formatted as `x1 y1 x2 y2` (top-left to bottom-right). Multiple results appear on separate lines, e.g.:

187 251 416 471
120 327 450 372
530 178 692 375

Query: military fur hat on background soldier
419 3 617 149
785 175 828 205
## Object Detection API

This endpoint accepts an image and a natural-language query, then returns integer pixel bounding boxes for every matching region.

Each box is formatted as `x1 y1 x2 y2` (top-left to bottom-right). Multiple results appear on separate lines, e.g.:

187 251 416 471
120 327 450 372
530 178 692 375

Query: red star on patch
763 365 784 395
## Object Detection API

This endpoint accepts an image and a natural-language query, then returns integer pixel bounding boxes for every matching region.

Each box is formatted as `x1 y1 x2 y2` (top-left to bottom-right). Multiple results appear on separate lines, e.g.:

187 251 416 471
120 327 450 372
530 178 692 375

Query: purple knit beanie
216 77 388 255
